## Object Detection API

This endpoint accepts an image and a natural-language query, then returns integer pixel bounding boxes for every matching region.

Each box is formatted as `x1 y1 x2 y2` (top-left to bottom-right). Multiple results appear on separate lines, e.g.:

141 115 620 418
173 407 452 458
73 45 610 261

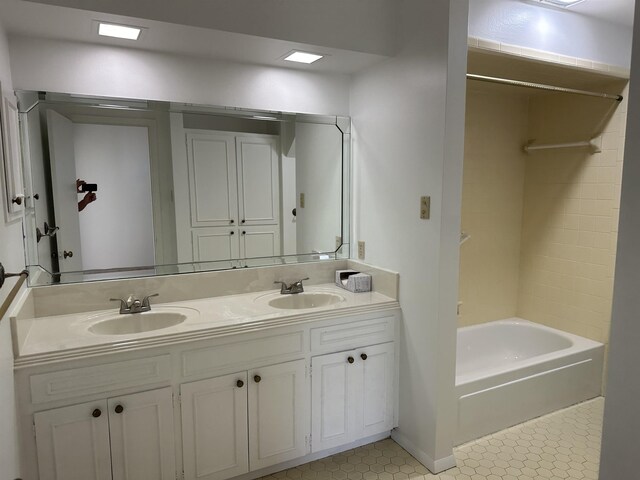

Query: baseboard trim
231 431 391 480
391 429 457 474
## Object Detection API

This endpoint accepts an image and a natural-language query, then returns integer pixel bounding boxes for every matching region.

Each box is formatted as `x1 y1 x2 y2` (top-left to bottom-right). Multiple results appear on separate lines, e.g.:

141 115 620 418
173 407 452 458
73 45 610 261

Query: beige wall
459 78 628 353
458 85 528 326
518 87 628 346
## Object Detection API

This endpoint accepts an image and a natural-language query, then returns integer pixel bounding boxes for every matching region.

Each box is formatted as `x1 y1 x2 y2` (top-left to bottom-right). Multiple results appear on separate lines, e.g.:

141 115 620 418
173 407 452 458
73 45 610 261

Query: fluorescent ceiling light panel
533 0 585 7
284 51 323 64
98 23 142 40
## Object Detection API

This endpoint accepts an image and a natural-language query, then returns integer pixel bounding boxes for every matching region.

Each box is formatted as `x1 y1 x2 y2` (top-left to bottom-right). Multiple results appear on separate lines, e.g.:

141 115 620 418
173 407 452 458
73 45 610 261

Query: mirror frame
18 92 351 286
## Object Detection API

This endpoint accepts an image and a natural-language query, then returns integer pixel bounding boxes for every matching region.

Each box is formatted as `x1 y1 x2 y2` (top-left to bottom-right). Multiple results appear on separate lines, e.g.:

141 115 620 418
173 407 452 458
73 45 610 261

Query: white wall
74 123 155 270
9 36 351 116
350 0 468 472
295 122 342 254
469 0 633 68
0 18 24 480
21 0 398 57
599 2 640 477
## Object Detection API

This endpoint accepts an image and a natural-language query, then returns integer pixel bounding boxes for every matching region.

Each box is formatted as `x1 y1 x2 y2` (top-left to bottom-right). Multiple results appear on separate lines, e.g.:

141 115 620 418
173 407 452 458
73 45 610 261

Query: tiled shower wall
458 86 528 326
459 80 628 354
517 86 628 346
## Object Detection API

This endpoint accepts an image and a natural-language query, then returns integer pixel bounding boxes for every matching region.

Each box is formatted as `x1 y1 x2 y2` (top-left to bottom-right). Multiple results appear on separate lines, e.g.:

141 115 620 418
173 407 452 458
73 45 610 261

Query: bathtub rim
455 317 604 387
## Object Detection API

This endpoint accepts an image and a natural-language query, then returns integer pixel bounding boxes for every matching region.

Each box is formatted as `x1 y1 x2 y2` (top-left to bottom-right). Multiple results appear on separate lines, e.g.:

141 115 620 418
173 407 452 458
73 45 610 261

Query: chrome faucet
274 278 309 295
110 293 159 314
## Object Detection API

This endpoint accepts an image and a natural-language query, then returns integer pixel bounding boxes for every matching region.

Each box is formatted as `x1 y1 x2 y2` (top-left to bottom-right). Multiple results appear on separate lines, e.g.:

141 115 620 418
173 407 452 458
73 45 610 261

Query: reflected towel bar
467 74 624 102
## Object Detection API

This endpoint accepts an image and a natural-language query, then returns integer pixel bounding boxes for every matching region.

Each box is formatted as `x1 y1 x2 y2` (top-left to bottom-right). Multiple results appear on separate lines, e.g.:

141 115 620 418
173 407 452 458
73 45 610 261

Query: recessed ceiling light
98 22 142 40
284 51 324 64
531 0 586 7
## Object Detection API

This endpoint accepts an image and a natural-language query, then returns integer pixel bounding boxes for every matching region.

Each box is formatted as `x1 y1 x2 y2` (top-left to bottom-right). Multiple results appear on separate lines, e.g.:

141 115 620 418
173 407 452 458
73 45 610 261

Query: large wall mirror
18 92 350 285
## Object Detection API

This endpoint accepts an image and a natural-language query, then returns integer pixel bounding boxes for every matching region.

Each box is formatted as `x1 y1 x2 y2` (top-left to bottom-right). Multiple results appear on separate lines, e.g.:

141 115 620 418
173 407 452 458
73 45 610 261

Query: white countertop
14 284 398 365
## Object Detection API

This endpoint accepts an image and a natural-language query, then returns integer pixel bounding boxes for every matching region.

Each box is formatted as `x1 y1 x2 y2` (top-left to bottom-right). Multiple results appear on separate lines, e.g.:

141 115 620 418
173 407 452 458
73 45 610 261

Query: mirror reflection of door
46 110 83 272
47 110 155 273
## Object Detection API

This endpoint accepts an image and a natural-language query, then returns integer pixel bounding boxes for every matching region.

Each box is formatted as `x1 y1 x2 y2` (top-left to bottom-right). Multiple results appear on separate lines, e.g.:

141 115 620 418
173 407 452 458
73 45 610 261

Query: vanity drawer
182 331 305 378
30 355 172 404
311 314 397 353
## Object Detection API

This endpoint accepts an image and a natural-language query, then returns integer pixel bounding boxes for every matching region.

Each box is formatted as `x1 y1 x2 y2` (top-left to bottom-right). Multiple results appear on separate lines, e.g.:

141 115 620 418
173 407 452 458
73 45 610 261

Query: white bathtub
455 318 604 445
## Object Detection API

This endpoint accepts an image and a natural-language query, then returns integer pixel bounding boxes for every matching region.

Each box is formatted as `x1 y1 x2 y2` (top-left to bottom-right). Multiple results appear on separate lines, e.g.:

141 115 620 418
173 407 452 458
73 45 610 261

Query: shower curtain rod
467 74 624 102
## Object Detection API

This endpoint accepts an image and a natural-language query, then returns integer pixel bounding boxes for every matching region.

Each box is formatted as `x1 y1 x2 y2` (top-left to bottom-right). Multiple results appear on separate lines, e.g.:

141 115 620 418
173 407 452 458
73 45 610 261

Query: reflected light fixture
532 0 586 7
284 51 324 64
98 22 142 40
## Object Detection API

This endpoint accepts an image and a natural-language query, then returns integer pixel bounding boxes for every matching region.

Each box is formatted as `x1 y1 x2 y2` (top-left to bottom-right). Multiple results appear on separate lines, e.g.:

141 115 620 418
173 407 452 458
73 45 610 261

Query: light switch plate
358 241 365 260
420 196 430 220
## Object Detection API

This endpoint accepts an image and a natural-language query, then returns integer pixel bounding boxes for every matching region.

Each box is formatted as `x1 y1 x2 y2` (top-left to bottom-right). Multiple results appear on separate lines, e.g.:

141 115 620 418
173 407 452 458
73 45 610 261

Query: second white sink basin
89 311 187 335
268 292 345 310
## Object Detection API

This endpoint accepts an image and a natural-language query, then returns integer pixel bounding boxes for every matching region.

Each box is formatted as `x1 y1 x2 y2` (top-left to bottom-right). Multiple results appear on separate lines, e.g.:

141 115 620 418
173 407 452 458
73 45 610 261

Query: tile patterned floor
262 397 604 480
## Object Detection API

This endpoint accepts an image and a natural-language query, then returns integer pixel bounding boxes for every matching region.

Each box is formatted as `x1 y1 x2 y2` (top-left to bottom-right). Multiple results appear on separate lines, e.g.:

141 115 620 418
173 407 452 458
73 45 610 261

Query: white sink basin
268 292 345 310
89 311 187 335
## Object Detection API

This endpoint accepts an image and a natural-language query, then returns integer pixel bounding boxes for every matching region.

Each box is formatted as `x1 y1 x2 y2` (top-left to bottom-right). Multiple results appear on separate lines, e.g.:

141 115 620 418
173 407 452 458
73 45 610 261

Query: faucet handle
109 298 127 311
142 293 159 308
297 277 310 284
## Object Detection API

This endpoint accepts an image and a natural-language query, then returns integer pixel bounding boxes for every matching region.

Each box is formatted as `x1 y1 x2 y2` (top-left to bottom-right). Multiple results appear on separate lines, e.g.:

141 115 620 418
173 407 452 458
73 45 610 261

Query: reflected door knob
114 404 124 414
92 409 102 418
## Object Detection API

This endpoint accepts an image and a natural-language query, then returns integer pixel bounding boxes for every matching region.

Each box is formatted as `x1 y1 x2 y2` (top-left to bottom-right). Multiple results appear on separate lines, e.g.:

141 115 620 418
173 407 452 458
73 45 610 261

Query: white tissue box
335 269 372 293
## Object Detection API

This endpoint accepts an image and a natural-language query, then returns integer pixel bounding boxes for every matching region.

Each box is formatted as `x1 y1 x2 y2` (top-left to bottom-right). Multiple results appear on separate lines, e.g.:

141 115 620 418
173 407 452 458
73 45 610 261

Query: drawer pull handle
114 404 124 414
92 409 102 418
254 375 262 383
236 379 244 388
361 353 368 361
347 356 355 364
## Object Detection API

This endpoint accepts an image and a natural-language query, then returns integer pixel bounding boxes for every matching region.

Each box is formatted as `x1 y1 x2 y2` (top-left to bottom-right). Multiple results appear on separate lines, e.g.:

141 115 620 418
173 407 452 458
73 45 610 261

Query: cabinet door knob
242 231 246 235
254 375 261 383
92 408 102 418
360 353 368 361
230 231 235 235
63 250 73 259
230 219 235 224
11 195 23 205
241 219 246 224
114 404 124 414
347 356 355 364
236 379 244 388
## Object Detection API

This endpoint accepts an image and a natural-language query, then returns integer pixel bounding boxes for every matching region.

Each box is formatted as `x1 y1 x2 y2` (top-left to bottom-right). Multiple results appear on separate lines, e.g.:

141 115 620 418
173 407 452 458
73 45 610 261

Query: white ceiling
546 0 635 27
0 0 390 75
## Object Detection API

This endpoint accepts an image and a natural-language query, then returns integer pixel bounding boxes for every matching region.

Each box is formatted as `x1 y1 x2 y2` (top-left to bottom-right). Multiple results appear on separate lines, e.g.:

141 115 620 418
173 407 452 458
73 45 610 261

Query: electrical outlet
358 241 365 260
300 193 305 208
335 236 342 249
420 196 430 220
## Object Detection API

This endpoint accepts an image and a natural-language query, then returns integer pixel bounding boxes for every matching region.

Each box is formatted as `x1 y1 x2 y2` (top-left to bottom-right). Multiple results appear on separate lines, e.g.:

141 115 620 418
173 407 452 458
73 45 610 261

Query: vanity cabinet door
248 359 307 470
34 400 112 480
311 342 395 451
358 342 395 438
311 350 355 452
181 372 249 480
108 387 176 480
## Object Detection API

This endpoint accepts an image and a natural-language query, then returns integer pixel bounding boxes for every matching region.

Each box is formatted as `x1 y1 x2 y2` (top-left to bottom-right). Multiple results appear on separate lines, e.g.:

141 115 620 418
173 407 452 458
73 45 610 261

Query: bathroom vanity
10 263 400 480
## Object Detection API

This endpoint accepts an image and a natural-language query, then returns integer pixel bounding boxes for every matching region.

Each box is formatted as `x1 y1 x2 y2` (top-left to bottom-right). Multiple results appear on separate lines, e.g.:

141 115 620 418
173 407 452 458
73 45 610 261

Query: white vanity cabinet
33 387 176 480
311 343 395 452
180 360 307 480
17 307 400 480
